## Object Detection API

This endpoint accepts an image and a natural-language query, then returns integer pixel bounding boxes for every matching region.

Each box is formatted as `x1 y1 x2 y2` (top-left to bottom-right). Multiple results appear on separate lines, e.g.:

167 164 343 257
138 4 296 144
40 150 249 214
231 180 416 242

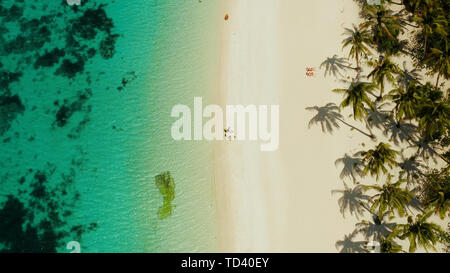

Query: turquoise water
0 0 220 252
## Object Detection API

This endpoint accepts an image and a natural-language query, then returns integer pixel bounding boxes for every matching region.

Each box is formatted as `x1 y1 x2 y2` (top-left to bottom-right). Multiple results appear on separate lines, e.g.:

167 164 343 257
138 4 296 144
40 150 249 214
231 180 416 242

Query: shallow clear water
0 0 220 252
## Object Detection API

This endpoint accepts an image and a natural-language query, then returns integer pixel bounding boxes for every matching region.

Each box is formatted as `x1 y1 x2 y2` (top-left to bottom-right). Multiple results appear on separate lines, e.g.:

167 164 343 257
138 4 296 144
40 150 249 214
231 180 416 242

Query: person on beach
306 67 315 77
224 127 236 141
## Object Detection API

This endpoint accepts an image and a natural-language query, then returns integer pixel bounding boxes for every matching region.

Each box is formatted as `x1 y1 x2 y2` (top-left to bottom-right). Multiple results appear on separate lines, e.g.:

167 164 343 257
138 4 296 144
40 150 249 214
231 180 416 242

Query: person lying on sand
306 67 315 76
224 127 236 140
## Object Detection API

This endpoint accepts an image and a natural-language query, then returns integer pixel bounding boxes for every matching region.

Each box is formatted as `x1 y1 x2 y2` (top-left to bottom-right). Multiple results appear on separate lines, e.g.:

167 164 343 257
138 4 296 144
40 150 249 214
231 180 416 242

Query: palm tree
387 80 419 122
417 100 450 142
403 0 435 14
361 142 399 180
393 211 443 252
367 56 401 99
333 82 376 121
424 45 450 88
342 24 373 69
332 183 370 219
380 233 403 253
364 175 412 219
420 169 450 219
424 184 450 220
413 12 447 56
306 103 374 138
360 5 403 53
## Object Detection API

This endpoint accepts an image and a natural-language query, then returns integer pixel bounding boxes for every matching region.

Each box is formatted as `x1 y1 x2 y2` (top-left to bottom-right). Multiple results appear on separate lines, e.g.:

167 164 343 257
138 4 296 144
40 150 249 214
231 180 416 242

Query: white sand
214 0 368 252
214 0 448 252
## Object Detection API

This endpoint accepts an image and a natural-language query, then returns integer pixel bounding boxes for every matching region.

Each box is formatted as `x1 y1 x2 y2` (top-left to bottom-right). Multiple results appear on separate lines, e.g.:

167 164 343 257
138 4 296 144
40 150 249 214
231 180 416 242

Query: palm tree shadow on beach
384 120 418 146
334 154 365 183
306 103 342 134
306 103 375 138
332 182 369 219
365 106 390 130
398 154 425 183
355 214 395 242
320 54 356 79
410 140 441 164
364 105 419 145
397 61 422 90
335 230 368 253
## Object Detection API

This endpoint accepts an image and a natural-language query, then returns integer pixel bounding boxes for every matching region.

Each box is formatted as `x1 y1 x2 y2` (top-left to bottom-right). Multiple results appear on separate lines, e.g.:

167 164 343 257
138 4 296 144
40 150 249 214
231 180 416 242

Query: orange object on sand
225 13 229 21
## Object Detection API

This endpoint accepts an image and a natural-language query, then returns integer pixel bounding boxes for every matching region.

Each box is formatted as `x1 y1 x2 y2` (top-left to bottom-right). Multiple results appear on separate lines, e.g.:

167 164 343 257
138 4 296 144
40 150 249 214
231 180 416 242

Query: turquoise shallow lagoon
0 0 220 252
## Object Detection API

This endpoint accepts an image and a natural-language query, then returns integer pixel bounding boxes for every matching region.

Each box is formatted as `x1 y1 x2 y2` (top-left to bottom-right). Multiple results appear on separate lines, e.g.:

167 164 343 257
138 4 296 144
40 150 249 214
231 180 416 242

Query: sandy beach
215 0 368 252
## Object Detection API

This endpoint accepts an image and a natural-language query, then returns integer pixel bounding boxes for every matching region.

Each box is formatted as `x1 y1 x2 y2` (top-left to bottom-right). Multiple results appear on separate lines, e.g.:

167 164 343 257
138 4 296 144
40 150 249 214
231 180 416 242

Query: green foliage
361 142 399 180
365 175 412 219
360 5 404 55
333 82 376 120
326 0 450 252
155 172 176 220
367 57 401 98
342 24 373 68
393 212 444 252
380 233 403 253
419 169 450 219
388 81 420 121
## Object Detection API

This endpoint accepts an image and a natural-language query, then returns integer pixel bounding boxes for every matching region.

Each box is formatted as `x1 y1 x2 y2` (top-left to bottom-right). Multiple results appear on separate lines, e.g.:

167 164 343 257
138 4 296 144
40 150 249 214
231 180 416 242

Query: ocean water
0 0 221 253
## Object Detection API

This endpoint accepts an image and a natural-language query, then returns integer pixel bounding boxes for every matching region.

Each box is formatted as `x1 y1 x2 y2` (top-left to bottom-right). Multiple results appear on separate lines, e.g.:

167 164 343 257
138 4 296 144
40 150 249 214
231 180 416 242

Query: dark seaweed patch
4 27 51 55
55 57 85 79
117 71 137 92
1 1 119 80
0 167 97 253
0 94 25 136
0 0 119 253
70 6 114 40
54 89 92 128
0 71 22 91
99 34 119 59
34 48 66 68
3 5 24 22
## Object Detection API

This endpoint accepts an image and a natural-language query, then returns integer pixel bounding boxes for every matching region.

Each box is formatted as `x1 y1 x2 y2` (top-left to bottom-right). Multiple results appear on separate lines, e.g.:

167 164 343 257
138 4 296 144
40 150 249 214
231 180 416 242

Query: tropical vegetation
309 0 449 252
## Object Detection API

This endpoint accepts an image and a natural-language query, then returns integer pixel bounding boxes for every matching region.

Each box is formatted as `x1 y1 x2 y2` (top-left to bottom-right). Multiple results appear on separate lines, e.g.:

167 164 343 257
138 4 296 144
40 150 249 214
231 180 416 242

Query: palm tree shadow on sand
365 105 419 146
398 154 425 183
306 103 342 134
320 54 356 79
306 103 374 138
334 154 365 183
332 183 369 219
335 230 368 253
356 213 396 242
396 61 422 90
384 120 418 146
